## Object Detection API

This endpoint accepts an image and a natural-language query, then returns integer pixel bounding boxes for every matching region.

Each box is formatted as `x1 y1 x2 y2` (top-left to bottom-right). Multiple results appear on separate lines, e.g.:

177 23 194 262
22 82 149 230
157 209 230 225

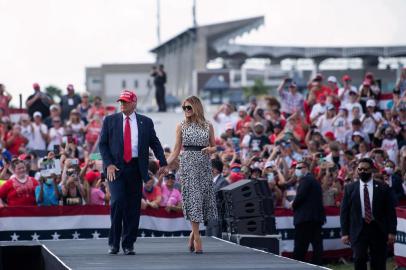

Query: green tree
45 85 62 102
243 79 269 97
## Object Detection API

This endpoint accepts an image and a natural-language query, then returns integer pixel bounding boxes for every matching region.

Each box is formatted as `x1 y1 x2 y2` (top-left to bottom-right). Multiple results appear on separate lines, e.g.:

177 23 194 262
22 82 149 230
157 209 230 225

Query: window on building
122 80 126 88
134 80 138 88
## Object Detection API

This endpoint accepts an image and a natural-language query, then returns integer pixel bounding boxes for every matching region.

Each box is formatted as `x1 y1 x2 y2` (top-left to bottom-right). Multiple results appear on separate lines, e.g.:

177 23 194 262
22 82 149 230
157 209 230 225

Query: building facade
85 63 155 106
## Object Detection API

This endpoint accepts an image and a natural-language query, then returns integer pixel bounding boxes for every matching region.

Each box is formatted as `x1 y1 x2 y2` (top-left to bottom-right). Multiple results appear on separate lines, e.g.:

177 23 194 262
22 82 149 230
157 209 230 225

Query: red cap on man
117 90 137 103
33 83 40 90
67 84 74 91
342 75 351 82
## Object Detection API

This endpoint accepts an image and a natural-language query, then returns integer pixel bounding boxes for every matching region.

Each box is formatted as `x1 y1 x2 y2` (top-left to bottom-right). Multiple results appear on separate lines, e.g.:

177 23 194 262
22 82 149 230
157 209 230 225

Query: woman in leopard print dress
167 96 217 254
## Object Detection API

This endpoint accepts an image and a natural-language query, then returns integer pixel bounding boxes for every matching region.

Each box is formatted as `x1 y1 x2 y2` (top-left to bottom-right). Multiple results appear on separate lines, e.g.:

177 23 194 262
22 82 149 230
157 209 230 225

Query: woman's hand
201 146 215 155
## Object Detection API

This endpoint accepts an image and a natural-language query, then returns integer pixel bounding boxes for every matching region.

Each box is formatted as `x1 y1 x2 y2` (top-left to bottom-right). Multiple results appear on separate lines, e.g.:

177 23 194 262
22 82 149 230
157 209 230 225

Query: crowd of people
1 68 406 214
210 68 406 210
0 83 182 212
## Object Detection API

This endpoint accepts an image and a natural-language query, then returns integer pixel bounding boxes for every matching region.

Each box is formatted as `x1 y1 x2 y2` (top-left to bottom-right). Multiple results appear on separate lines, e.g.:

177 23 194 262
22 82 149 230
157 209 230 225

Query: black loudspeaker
227 234 280 254
225 198 274 219
226 216 276 235
221 180 271 202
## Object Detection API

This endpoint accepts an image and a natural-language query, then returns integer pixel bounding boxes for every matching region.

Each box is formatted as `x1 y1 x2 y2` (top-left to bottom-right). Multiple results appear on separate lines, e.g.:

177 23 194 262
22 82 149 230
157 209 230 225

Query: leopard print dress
179 120 218 223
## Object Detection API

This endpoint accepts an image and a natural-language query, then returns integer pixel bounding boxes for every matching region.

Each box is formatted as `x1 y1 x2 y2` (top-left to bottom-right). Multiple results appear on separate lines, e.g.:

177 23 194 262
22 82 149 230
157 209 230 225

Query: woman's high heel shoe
188 232 195 252
194 238 203 254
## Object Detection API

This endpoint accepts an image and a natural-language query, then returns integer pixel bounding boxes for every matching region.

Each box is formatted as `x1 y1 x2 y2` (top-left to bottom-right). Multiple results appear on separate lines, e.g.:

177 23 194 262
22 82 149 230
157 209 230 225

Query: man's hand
341 235 350 245
387 233 396 245
201 146 213 155
157 166 169 177
107 165 119 181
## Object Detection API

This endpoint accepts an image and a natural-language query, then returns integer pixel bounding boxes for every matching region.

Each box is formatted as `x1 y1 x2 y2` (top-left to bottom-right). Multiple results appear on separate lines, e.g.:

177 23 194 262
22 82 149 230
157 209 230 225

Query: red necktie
124 116 132 163
363 184 372 224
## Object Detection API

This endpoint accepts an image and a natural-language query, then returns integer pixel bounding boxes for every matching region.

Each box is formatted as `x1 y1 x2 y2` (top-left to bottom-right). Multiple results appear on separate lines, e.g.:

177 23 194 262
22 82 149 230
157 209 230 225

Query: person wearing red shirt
0 159 39 207
141 175 162 209
235 106 252 137
308 74 333 103
5 125 28 156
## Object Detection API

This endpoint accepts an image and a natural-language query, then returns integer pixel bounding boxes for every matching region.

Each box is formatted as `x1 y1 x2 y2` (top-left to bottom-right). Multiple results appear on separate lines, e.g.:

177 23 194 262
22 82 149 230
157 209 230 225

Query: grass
325 258 396 270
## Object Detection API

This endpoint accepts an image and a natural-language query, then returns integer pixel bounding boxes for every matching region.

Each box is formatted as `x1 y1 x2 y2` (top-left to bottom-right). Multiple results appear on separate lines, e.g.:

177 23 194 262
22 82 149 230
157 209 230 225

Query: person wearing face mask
291 160 325 266
340 158 397 270
35 174 61 206
382 160 404 204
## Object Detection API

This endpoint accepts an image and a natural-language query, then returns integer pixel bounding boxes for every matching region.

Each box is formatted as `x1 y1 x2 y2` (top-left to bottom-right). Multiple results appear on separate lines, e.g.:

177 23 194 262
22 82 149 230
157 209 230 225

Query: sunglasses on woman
182 105 193 111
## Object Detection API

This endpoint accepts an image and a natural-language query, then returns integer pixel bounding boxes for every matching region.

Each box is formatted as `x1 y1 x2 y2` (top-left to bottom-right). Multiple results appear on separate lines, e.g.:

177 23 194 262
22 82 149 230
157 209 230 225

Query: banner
0 206 351 259
396 207 406 267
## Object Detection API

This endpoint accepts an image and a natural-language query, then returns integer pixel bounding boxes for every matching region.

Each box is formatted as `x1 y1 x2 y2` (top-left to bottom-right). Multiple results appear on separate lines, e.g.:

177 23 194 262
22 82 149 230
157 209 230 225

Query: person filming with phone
277 78 304 119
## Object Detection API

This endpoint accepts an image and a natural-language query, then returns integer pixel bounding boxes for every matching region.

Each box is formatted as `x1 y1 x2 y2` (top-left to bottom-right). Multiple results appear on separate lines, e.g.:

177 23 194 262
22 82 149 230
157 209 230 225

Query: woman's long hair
183 96 206 127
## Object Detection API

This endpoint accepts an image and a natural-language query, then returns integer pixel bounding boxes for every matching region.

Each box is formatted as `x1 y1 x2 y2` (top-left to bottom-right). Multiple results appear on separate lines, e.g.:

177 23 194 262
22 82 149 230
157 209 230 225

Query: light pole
156 0 161 44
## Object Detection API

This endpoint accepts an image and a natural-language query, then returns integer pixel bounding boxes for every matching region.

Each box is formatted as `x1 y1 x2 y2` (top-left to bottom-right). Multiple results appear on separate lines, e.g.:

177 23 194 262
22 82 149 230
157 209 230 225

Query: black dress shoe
123 248 135 255
108 247 119 255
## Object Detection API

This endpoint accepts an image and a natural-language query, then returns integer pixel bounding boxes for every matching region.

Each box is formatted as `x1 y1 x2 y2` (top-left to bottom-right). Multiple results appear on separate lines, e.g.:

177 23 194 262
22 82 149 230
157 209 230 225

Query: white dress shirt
359 180 373 219
213 174 220 184
122 112 139 158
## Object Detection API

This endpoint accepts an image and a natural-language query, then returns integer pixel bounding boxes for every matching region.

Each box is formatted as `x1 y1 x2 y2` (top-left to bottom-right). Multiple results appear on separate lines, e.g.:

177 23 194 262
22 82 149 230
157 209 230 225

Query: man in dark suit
291 160 325 266
99 90 167 255
206 158 229 237
340 158 397 270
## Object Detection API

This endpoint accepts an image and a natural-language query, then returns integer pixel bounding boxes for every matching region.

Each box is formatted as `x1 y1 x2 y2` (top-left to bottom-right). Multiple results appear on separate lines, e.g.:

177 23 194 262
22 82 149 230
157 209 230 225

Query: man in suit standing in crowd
206 158 229 237
99 90 168 255
150 65 167 112
292 160 325 266
340 158 397 270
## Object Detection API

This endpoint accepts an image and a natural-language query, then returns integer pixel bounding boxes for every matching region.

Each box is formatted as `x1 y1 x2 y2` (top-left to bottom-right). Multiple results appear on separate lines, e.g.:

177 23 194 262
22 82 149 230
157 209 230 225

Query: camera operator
150 65 167 112
35 173 61 206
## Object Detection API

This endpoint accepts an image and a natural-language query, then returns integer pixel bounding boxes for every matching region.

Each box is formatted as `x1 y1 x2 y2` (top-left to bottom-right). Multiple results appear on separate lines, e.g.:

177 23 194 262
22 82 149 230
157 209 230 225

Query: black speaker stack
218 179 279 253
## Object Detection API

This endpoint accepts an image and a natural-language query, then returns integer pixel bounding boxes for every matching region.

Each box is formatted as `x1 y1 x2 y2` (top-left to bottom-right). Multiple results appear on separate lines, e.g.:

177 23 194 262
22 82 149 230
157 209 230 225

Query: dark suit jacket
99 112 167 182
292 173 326 226
391 174 405 204
213 175 229 193
340 180 397 245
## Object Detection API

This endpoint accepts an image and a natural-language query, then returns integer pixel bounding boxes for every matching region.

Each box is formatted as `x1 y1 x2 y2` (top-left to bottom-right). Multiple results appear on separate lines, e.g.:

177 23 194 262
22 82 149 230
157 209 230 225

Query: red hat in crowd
324 131 336 141
67 84 74 91
33 83 40 90
291 160 298 168
18 154 29 161
229 172 244 183
117 90 137 103
365 72 374 80
85 170 101 183
342 75 351 81
313 73 323 82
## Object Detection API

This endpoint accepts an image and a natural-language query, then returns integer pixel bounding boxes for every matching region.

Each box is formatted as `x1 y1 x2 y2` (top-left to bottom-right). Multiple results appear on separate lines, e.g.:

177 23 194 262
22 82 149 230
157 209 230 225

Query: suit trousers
293 221 323 265
108 158 143 250
352 221 387 270
155 86 166 112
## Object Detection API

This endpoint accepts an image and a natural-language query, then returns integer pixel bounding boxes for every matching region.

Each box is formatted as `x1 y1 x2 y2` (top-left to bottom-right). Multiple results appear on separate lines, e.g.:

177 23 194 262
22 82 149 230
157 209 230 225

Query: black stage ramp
41 237 328 270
